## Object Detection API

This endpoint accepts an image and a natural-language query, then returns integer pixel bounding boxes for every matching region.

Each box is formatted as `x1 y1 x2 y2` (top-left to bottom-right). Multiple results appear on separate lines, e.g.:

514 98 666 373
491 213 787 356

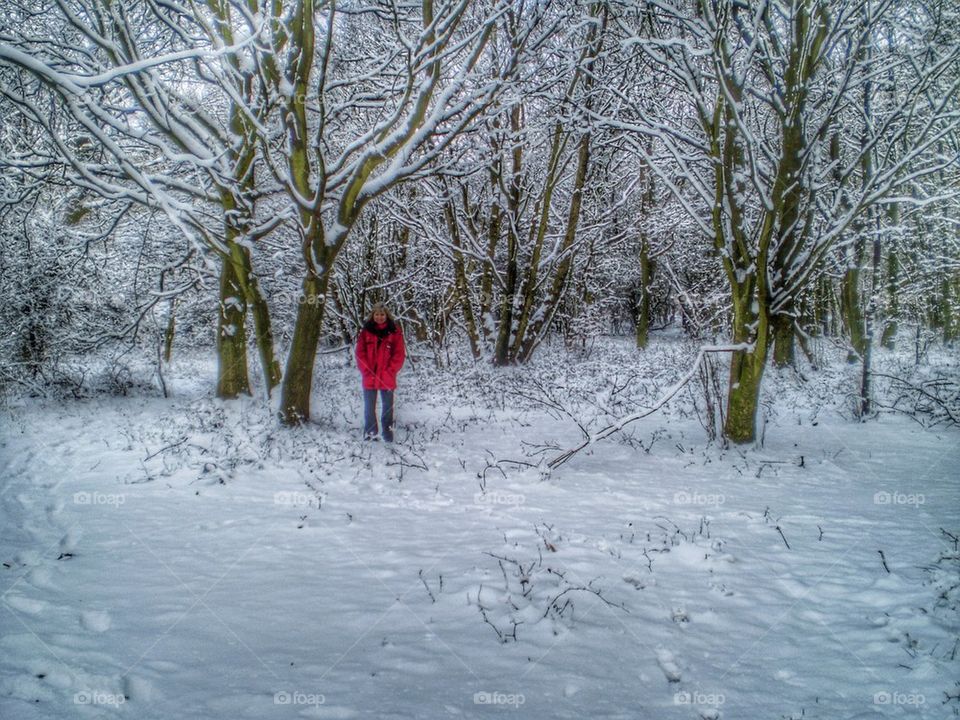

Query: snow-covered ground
2 338 958 719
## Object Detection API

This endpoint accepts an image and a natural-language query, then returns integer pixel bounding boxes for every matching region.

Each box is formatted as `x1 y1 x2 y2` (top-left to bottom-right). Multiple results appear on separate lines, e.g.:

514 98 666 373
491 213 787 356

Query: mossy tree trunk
705 74 772 444
216 242 251 398
725 289 770 444
708 0 827 440
280 270 330 425
770 309 795 368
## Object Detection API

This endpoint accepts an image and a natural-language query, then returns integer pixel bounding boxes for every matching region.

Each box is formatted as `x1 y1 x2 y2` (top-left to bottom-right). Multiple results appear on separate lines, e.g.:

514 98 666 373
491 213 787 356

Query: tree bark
445 196 482 359
163 298 177 364
493 104 523 367
635 238 654 350
941 273 960 343
216 247 251 398
237 245 282 394
880 247 899 349
859 213 883 416
771 310 795 368
841 239 867 362
724 290 769 444
280 273 329 425
519 121 592 363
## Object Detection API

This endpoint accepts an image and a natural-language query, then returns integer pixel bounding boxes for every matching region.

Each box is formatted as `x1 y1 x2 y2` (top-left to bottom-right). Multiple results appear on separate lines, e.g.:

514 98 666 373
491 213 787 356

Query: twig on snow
776 525 791 550
418 569 436 603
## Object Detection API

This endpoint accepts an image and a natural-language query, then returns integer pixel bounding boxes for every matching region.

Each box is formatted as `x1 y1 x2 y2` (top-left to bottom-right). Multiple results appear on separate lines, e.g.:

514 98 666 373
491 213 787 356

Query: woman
355 302 406 442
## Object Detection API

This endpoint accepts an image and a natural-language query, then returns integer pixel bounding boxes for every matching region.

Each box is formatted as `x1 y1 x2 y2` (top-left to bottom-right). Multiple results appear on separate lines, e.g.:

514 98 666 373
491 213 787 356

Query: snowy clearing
2 339 958 719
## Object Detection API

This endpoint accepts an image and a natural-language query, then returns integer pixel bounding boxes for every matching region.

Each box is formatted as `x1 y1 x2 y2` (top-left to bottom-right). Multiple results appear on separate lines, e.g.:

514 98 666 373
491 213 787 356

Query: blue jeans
363 389 395 441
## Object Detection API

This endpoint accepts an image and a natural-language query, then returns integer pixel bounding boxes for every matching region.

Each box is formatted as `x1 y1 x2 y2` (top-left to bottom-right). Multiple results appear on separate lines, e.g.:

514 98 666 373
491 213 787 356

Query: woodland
1 0 958 442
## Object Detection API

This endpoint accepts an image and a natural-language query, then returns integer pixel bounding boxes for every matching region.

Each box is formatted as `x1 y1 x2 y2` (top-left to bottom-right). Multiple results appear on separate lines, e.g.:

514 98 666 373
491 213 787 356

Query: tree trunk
163 298 177 364
880 209 899 349
518 126 591 363
279 273 329 425
942 273 959 343
493 217 517 366
725 347 768 444
216 248 252 398
847 10 873 366
493 105 523 367
841 247 866 362
879 259 898 348
479 200 500 345
859 213 883 417
238 246 282 394
724 291 770 444
516 7 604 364
859 310 875 417
635 237 654 350
446 197 482 360
812 271 830 336
771 310 795 368
510 120 566 359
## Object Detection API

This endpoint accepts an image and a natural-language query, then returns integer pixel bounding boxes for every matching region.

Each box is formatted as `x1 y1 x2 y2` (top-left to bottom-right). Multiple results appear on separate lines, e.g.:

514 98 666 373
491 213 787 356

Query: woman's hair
366 302 394 323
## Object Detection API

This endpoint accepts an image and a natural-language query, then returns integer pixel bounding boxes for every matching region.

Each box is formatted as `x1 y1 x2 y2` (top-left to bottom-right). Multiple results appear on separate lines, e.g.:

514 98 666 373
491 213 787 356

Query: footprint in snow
124 675 154 702
27 567 57 590
656 648 682 682
5 594 48 616
45 500 66 526
623 572 654 590
709 580 734 596
59 529 81 555
80 610 111 633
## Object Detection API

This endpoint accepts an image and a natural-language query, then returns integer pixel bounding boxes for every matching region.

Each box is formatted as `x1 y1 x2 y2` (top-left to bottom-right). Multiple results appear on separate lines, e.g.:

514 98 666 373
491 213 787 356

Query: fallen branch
870 372 959 427
548 344 750 468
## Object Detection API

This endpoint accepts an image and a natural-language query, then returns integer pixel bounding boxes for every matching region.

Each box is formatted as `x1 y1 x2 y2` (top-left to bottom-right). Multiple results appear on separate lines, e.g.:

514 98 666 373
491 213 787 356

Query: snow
1 339 958 719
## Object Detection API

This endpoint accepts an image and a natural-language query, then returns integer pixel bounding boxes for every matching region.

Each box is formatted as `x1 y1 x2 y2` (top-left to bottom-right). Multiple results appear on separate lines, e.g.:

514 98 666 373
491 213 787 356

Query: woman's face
373 310 387 324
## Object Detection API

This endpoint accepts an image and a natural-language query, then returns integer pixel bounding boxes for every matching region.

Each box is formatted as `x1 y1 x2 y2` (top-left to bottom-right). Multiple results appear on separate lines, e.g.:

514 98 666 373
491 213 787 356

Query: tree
0 0 286 398
602 0 960 442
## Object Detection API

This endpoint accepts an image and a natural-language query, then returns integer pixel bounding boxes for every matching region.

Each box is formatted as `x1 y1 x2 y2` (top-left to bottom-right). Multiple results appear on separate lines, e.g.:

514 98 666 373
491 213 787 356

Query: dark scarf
363 318 396 340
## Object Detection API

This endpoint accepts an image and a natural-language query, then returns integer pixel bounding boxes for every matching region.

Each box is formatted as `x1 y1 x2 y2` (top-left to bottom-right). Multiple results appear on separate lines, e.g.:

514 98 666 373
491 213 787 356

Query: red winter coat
355 320 406 390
